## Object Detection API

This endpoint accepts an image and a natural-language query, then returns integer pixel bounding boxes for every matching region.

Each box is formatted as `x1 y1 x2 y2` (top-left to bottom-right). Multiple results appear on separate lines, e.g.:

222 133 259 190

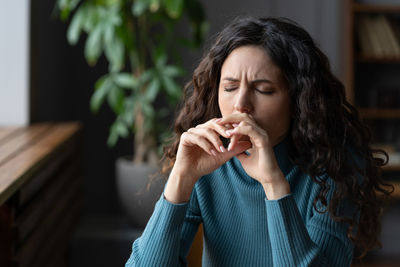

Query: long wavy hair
162 16 392 258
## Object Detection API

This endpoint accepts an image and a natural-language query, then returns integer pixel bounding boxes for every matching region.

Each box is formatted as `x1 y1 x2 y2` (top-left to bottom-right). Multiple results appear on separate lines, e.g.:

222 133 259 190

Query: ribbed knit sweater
125 138 354 266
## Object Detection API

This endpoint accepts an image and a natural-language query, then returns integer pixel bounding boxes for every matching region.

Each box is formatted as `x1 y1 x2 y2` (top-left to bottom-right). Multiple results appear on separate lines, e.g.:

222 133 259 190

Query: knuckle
181 132 188 140
204 128 213 134
240 121 249 128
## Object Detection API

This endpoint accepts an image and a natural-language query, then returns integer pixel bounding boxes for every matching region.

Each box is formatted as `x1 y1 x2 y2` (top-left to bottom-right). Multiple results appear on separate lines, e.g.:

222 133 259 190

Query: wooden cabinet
0 122 82 267
345 0 400 198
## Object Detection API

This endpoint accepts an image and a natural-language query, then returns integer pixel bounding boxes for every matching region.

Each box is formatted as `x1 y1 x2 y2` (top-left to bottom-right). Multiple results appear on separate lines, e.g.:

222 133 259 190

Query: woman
125 17 391 266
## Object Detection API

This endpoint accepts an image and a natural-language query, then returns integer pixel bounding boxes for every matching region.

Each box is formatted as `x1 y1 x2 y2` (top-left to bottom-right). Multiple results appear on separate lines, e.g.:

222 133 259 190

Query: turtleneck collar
273 136 293 176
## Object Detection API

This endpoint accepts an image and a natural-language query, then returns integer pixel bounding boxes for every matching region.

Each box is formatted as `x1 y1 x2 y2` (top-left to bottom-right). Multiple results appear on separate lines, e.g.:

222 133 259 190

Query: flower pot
115 156 166 228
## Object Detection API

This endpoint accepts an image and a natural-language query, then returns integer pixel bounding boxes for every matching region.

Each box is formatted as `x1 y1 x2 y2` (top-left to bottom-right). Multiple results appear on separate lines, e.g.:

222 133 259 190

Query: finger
225 140 252 159
199 120 232 139
181 131 217 156
189 127 225 152
216 113 254 126
227 134 240 151
226 121 268 148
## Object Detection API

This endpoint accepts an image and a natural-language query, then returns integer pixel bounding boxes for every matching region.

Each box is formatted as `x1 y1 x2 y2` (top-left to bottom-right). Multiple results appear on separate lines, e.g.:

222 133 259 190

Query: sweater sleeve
125 187 202 267
265 194 353 267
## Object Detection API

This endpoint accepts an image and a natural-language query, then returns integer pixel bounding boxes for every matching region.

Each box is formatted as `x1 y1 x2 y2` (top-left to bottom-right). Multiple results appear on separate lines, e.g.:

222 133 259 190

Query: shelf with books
346 0 400 150
346 2 400 263
355 13 400 59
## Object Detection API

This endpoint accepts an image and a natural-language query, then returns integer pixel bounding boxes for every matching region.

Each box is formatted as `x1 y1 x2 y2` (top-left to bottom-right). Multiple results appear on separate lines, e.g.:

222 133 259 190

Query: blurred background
1 0 400 266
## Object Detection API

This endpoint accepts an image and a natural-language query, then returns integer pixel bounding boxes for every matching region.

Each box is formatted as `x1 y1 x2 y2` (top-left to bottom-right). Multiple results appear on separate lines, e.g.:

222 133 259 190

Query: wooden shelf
385 180 400 199
375 180 400 199
383 164 400 172
357 55 400 63
359 108 400 119
353 3 400 13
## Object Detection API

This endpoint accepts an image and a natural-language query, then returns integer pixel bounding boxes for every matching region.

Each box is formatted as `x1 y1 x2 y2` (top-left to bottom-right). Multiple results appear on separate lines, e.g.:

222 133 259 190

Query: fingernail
220 145 226 153
215 118 221 122
225 130 232 136
211 149 217 156
232 123 239 127
228 143 232 151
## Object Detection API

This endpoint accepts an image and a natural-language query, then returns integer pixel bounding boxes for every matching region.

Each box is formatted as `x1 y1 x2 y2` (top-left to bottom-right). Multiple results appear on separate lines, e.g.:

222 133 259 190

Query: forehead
220 45 281 79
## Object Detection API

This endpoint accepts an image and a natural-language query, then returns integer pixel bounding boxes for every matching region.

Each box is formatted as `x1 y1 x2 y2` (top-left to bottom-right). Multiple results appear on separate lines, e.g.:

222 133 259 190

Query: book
357 16 374 56
378 15 400 57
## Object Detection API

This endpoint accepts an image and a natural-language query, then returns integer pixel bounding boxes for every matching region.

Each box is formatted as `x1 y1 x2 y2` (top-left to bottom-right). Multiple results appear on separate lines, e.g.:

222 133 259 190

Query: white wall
0 1 30 125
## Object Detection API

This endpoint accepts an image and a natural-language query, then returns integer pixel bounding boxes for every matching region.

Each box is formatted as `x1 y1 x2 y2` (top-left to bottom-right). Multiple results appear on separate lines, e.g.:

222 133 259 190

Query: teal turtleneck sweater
125 139 354 266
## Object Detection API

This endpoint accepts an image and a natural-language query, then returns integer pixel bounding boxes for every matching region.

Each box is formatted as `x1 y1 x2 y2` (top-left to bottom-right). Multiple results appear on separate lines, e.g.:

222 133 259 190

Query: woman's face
218 45 291 146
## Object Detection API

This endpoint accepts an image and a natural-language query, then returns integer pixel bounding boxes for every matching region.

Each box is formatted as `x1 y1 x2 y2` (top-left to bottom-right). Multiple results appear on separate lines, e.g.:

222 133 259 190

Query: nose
233 87 253 114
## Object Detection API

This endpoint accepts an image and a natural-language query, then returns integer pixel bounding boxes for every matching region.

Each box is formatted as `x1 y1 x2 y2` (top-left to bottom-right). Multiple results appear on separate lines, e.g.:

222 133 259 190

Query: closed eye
224 87 237 92
256 89 274 95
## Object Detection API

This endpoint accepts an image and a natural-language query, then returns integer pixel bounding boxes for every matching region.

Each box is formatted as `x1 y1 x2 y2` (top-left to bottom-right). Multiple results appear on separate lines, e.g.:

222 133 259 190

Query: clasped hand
172 113 288 190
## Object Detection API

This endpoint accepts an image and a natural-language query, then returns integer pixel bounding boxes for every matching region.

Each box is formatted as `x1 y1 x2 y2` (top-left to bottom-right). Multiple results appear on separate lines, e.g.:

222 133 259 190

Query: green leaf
149 0 160 12
69 0 80 10
104 34 125 72
90 75 111 113
122 97 135 125
161 75 182 100
57 0 68 10
108 120 121 147
163 0 184 19
139 69 156 86
153 46 167 68
163 65 184 77
155 54 167 69
82 5 97 32
113 73 138 89
84 23 104 65
67 6 85 45
103 24 115 46
58 0 80 20
107 85 124 114
141 101 155 128
132 0 148 16
145 78 161 102
116 119 129 137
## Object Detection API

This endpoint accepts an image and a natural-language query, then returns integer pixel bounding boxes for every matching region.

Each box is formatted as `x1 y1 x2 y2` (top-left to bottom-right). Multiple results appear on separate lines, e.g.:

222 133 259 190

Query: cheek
218 92 230 116
259 99 291 131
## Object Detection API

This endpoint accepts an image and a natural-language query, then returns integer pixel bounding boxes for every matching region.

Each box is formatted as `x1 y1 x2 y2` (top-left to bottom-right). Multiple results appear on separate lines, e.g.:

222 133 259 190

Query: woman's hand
164 118 252 203
216 113 290 199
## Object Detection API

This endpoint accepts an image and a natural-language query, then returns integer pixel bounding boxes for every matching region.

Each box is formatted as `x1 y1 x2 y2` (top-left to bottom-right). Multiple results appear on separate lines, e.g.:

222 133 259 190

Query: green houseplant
56 0 207 227
56 0 207 164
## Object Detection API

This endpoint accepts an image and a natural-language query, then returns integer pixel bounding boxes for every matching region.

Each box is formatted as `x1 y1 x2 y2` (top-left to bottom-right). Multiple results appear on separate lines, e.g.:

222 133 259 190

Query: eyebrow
222 77 274 84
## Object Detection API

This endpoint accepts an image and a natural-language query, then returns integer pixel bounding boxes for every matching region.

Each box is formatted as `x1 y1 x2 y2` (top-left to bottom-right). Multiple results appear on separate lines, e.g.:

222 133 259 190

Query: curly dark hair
162 16 393 258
